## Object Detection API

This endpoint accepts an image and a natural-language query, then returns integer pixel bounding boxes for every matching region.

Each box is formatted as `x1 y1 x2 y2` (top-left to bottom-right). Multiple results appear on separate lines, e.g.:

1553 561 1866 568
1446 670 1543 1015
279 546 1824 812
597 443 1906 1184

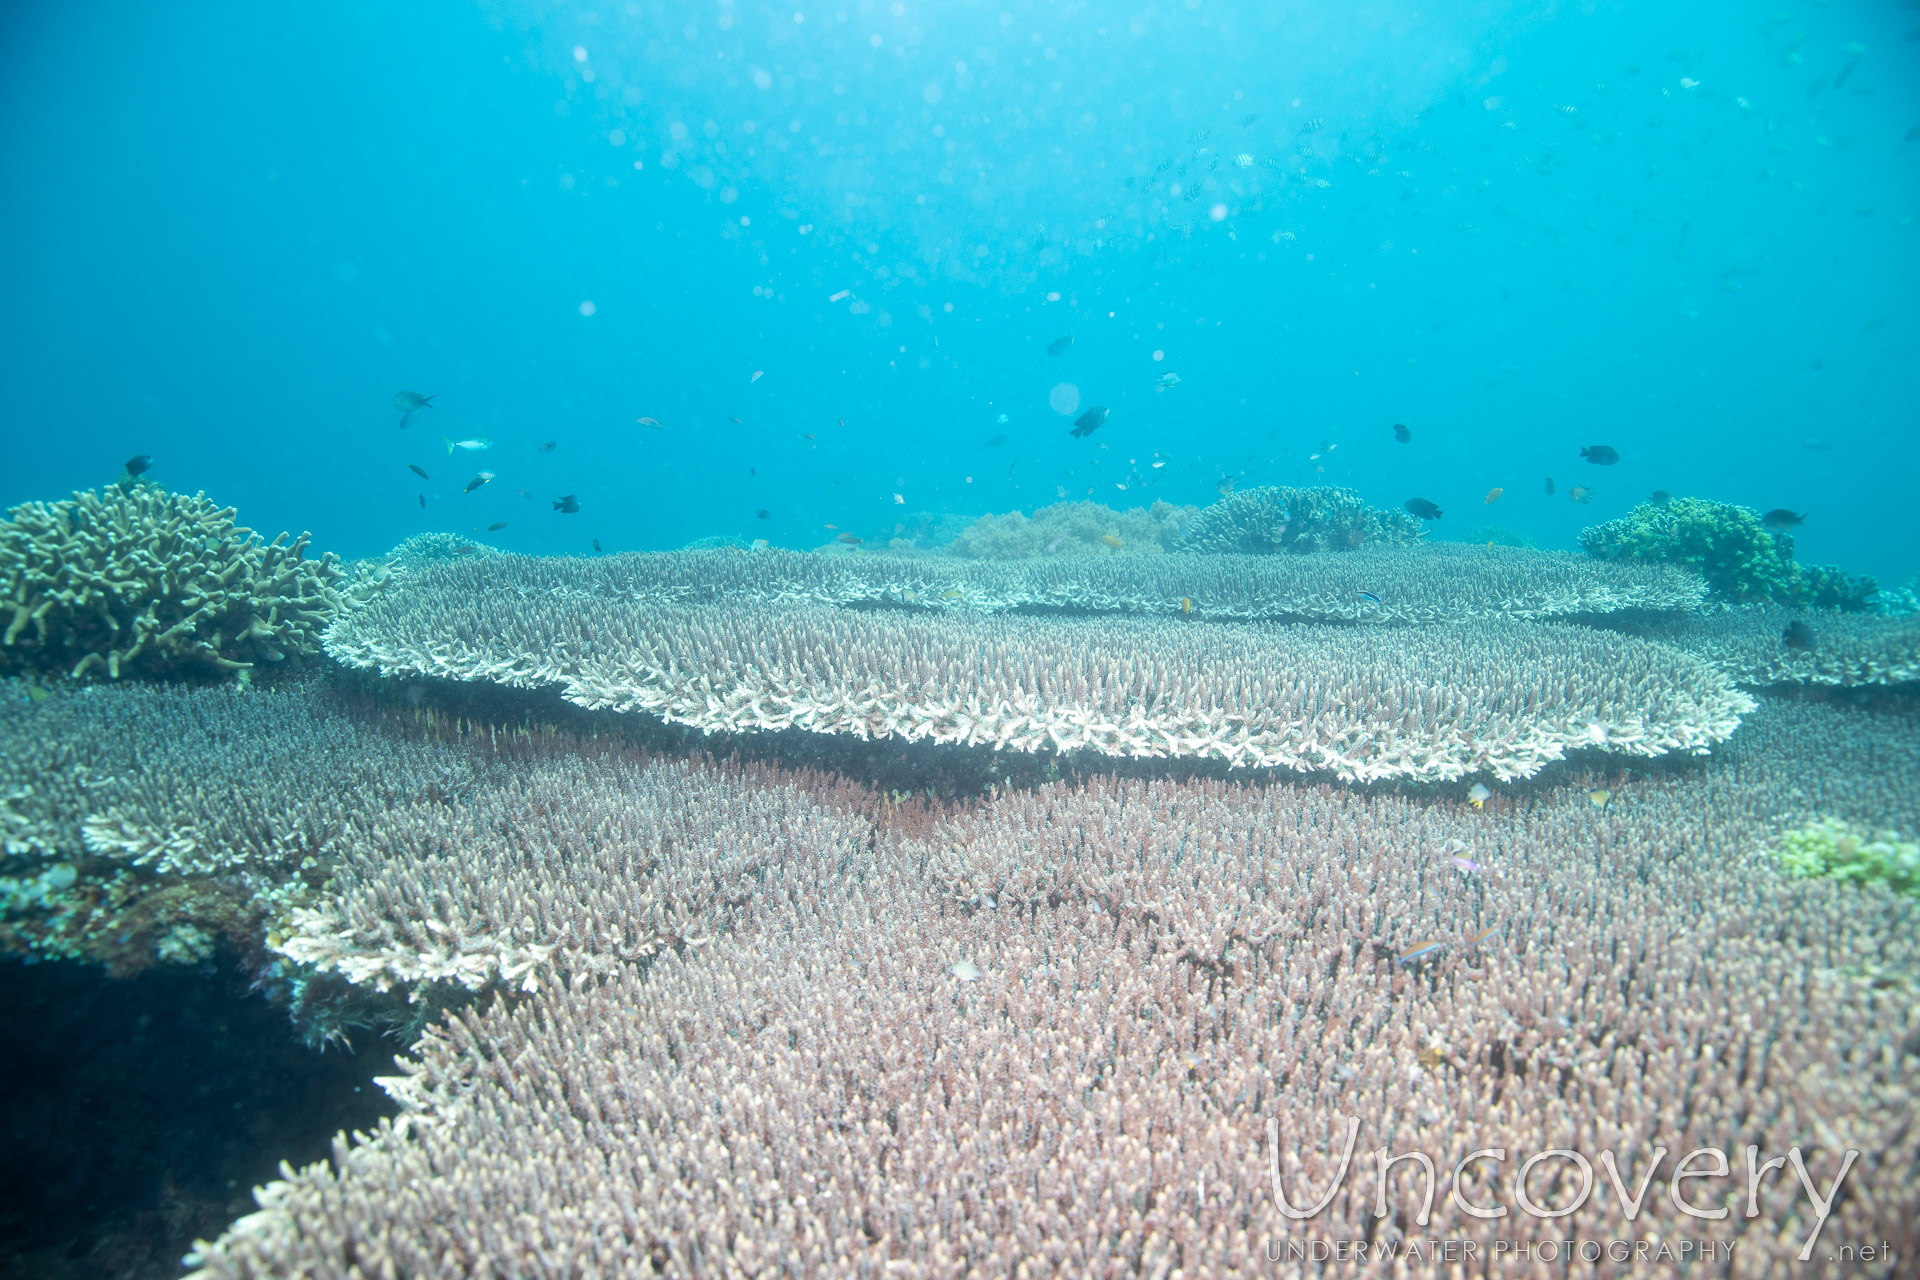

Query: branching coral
1770 817 1918 897
1176 485 1424 554
0 487 354 680
327 576 1753 782
946 498 1196 558
1607 603 1920 687
1580 496 1879 610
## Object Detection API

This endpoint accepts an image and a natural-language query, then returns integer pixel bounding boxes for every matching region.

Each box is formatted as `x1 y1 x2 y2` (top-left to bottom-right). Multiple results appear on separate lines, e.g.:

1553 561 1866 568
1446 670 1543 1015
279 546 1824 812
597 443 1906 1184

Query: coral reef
380 542 1705 626
327 578 1753 782
0 487 355 680
184 697 1920 1278
1770 817 1918 897
1176 485 1424 554
946 498 1198 558
1607 603 1920 687
386 531 499 570
1580 496 1879 610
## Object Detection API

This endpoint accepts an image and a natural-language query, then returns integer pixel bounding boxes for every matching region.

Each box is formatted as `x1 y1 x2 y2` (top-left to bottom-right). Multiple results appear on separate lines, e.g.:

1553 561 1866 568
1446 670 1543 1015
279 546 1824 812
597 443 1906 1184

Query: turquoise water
4 0 1915 587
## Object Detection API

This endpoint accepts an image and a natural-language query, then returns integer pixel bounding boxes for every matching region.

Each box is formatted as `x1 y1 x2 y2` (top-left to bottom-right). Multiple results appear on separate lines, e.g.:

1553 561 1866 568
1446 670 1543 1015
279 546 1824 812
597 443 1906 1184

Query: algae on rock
0 487 356 680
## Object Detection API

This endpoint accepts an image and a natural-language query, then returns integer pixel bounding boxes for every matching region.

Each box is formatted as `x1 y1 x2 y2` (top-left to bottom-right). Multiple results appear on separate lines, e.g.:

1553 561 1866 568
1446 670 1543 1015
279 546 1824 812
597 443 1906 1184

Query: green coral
1175 485 1424 555
946 500 1197 559
1 487 361 681
1769 817 1918 897
1580 497 1876 610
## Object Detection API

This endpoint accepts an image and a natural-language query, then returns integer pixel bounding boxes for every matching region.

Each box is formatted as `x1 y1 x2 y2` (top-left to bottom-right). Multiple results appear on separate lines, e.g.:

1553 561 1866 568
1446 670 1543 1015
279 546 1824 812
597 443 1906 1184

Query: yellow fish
1468 783 1492 810
1099 534 1124 549
1483 487 1503 504
1181 596 1193 615
1588 788 1611 809
940 589 964 600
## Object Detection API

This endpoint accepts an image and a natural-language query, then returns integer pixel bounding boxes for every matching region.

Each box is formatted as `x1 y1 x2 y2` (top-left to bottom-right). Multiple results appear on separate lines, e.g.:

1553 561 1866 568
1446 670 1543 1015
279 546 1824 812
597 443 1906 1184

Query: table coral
0 487 354 680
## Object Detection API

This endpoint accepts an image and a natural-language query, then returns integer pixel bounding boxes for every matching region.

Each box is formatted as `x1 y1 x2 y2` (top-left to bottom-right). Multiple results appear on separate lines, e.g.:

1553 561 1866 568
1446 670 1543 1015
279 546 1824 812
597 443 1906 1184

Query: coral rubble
0 487 356 680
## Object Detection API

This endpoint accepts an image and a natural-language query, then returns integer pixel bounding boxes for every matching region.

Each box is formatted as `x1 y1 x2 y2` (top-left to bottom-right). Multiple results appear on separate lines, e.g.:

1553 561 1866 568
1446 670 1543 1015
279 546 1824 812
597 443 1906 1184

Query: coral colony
2 484 1918 1277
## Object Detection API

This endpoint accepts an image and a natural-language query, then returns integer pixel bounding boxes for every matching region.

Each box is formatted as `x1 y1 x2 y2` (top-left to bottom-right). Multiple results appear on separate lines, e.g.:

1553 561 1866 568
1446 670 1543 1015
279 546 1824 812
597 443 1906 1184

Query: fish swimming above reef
636 417 664 430
1467 783 1492 809
1046 336 1074 356
407 463 429 479
1393 423 1412 443
1071 406 1109 438
1397 939 1446 966
1099 534 1124 549
393 391 434 427
1404 497 1442 520
417 493 425 508
463 472 495 493
592 538 602 552
123 454 152 476
755 508 771 520
1762 509 1806 530
1484 487 1503 504
950 960 982 982
1580 444 1620 465
1569 486 1592 504
445 436 492 454
552 495 581 513
836 532 863 545
1782 619 1816 652
1589 788 1612 809
1155 372 1181 391
486 522 508 532
1544 477 1556 496
1357 591 1381 605
537 441 557 453
1650 490 1671 506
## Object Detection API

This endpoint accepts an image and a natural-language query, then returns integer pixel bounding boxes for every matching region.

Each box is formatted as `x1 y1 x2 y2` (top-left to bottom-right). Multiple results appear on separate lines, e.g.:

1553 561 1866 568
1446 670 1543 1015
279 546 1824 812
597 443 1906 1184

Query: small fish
799 433 816 441
463 472 495 493
1586 723 1610 746
996 413 1009 425
1392 423 1412 444
1044 534 1067 553
516 490 533 499
1580 444 1620 466
1544 477 1556 496
751 370 764 382
1046 336 1074 356
1299 118 1325 134
824 524 838 530
1449 856 1484 875
1180 596 1193 615
537 441 557 452
1397 940 1446 966
124 454 153 476
836 532 863 545
1240 113 1260 126
592 538 602 552
486 521 509 532
893 493 905 505
1761 509 1806 530
984 434 1008 447
1650 490 1671 506
1099 534 1124 549
636 417 664 430
1483 487 1503 504
752 539 769 551
407 463 429 479
729 416 743 424
552 495 581 513
1569 486 1592 504
1588 788 1611 809
1467 783 1492 810
444 435 492 454
1155 372 1181 391
418 493 426 508
940 589 965 600
393 391 435 427
1070 406 1109 438
1357 591 1382 605
755 509 771 520
1782 619 1816 652
1463 923 1504 949
950 960 982 981
1404 497 1443 520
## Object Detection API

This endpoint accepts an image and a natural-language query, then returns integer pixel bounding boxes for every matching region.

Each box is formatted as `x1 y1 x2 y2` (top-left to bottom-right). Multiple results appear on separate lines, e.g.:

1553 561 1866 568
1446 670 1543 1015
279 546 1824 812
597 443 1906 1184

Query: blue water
4 0 1915 588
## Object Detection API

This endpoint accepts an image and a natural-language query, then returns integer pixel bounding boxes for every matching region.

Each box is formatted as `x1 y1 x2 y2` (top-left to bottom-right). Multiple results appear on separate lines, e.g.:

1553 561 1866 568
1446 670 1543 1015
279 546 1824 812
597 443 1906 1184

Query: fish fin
443 435 454 454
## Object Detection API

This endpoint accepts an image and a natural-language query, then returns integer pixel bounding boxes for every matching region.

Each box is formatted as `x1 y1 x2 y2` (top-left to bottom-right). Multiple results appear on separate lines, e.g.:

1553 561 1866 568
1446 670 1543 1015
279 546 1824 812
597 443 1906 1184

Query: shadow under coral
0 952 395 1280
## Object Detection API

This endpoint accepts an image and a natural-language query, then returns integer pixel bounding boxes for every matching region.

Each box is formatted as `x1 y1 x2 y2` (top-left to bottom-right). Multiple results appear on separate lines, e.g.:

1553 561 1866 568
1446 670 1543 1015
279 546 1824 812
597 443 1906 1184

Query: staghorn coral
1176 485 1424 554
356 541 1705 626
0 487 353 680
327 578 1753 782
1581 496 1879 611
1769 817 1918 897
276 751 876 996
946 499 1197 558
1607 603 1920 687
186 696 1920 1279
